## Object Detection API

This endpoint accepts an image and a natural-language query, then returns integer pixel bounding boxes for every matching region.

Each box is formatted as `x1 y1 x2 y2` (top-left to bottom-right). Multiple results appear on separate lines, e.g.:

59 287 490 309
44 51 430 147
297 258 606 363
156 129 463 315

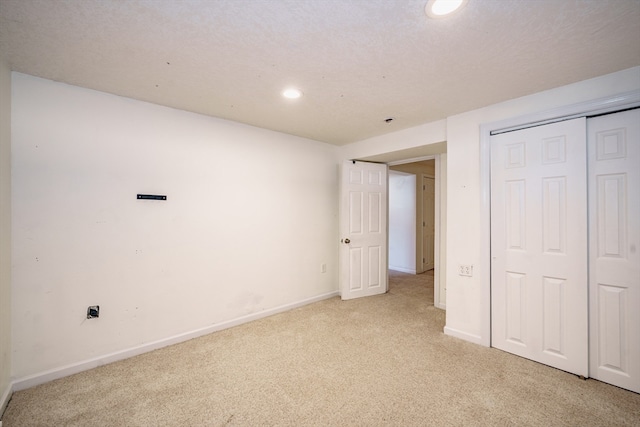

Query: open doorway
349 143 447 309
388 158 442 308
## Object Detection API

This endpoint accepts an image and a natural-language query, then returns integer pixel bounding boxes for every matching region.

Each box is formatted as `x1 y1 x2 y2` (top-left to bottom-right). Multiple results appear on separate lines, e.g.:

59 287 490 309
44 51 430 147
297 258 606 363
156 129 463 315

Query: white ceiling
1 0 639 145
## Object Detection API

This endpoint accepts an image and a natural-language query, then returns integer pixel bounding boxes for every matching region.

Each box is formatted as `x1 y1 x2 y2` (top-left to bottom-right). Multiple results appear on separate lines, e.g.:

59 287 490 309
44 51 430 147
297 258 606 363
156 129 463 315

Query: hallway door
339 160 388 300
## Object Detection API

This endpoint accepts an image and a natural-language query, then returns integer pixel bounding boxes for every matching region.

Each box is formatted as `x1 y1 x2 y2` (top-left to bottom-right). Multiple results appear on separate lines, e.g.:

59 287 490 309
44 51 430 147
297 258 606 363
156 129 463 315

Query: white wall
340 120 446 161
11 73 339 383
388 171 416 273
444 66 640 345
0 50 12 413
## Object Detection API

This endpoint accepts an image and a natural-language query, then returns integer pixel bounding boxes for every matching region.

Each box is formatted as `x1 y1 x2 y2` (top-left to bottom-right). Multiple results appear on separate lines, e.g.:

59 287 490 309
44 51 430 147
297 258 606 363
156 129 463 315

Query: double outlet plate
459 265 473 277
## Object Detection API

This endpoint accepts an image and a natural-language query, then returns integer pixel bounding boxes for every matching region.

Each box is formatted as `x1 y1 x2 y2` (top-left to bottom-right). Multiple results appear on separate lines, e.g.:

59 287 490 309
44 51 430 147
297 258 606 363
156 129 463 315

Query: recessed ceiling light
282 88 303 99
425 0 468 19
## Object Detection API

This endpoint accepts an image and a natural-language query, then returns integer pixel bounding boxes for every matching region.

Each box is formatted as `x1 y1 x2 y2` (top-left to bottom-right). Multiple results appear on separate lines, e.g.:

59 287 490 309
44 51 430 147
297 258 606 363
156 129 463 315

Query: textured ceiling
1 0 639 145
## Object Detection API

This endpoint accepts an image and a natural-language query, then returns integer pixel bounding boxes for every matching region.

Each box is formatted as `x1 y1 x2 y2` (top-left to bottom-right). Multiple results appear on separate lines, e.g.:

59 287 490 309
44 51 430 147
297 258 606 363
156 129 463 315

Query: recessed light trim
282 88 303 99
425 0 468 19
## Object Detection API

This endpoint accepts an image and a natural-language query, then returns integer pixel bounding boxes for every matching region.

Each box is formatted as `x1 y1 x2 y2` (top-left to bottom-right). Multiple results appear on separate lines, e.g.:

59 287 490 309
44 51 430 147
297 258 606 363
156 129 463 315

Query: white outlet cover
459 265 473 276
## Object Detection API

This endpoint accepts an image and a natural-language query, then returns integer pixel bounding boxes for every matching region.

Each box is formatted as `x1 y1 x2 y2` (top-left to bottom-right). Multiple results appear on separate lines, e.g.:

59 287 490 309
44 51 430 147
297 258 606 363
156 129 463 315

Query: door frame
478 89 640 347
421 174 436 273
388 155 444 309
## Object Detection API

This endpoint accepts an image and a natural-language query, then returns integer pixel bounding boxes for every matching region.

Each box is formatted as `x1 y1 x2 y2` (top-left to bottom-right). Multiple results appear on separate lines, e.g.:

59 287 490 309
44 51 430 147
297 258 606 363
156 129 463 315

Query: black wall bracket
137 194 167 200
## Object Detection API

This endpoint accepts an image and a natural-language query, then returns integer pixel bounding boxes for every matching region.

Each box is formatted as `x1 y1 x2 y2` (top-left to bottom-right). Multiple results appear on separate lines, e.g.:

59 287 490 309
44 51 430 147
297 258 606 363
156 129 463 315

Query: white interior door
588 109 640 393
491 118 588 377
422 176 435 271
340 160 388 300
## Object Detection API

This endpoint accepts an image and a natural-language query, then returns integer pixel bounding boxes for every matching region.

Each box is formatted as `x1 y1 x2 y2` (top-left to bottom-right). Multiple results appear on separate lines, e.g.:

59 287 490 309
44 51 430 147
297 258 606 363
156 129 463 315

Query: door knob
344 238 350 244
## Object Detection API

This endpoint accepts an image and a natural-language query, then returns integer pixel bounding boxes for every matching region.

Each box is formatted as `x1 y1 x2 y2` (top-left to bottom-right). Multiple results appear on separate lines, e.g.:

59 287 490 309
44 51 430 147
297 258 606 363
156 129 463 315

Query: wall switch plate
459 265 473 277
321 263 327 273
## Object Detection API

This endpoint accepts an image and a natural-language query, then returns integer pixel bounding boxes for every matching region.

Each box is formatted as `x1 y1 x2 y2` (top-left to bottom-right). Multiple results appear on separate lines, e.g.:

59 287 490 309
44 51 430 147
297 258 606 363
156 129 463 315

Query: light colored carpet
2 270 639 426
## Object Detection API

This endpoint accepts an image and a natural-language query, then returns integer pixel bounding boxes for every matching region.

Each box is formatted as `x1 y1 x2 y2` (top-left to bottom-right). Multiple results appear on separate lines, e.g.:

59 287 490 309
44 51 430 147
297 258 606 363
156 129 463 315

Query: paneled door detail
588 109 640 393
491 118 588 377
340 161 388 300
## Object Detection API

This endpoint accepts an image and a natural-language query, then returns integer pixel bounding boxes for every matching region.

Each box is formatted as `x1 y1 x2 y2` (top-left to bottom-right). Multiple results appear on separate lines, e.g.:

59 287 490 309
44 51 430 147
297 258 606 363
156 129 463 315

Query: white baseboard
443 326 488 347
435 302 446 310
0 382 12 419
13 291 339 391
389 267 417 274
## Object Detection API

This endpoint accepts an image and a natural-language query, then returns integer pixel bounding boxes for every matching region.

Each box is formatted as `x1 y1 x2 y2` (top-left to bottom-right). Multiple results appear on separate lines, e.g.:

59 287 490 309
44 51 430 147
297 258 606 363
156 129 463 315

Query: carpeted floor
2 270 639 426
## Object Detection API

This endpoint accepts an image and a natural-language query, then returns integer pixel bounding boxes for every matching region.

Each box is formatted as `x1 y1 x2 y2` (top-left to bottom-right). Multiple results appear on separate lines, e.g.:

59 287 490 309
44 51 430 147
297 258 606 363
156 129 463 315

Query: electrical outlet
459 265 473 277
87 305 100 319
321 263 327 273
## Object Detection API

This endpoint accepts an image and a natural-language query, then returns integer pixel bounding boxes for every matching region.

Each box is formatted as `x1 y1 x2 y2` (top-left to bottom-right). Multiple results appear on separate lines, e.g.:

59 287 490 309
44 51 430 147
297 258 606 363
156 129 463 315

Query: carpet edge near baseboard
12 290 340 392
0 381 12 420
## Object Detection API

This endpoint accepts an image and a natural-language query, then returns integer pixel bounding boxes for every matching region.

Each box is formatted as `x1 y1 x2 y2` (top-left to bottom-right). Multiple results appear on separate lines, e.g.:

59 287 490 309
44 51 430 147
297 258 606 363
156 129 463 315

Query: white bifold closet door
491 118 589 377
491 110 640 393
588 109 640 393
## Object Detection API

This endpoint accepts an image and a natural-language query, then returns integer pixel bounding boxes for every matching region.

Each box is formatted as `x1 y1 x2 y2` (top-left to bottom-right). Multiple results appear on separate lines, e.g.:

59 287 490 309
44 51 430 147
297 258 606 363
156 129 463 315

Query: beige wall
390 160 435 177
0 53 12 411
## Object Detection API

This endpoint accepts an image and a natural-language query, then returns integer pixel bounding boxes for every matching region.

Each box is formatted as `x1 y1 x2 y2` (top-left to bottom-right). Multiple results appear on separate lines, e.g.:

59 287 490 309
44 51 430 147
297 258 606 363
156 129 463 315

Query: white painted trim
0 382 12 418
389 267 417 275
488 90 640 135
387 155 436 166
433 156 443 309
479 90 640 349
443 326 483 345
420 173 427 274
12 291 339 391
388 170 414 177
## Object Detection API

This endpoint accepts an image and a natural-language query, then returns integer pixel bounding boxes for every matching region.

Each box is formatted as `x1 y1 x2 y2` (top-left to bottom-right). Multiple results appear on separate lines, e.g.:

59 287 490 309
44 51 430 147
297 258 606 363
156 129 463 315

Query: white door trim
388 155 437 166
478 89 640 348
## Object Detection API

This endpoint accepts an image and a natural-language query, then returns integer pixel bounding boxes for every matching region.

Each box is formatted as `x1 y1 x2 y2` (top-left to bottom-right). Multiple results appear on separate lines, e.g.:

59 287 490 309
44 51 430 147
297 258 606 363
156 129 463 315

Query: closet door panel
588 109 640 393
